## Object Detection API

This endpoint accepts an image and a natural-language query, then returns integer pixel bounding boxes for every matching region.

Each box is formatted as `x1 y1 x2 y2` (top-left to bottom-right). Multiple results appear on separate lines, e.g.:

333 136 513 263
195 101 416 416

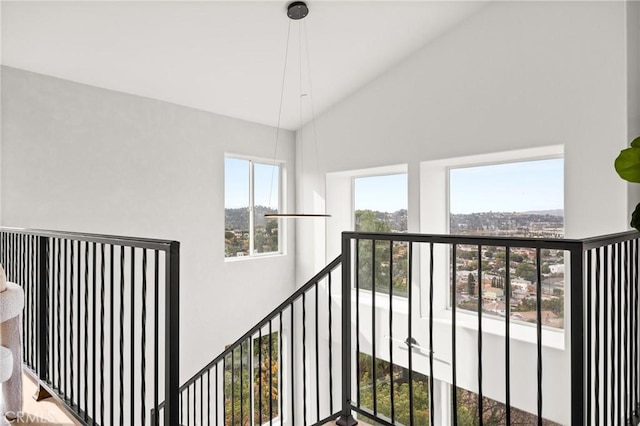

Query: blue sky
354 174 408 212
225 158 279 209
449 158 563 214
226 157 563 214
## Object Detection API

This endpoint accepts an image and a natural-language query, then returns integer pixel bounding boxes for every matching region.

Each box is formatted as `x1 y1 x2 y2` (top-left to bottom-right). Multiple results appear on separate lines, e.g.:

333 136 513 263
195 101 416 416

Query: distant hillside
523 209 564 217
225 206 277 230
450 211 563 236
355 209 407 232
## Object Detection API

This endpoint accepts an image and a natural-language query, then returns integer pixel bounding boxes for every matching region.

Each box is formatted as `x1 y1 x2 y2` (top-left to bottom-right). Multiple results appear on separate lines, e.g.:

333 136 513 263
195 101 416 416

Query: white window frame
420 145 566 349
224 155 284 260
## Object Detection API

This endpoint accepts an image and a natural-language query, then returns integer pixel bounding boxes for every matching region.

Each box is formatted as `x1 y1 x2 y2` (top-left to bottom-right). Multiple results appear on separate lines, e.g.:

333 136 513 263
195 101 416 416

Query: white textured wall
299 2 631 424
0 66 297 382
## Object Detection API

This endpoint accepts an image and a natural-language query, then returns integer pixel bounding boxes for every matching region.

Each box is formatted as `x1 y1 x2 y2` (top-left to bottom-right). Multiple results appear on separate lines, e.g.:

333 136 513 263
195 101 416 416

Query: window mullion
249 161 255 256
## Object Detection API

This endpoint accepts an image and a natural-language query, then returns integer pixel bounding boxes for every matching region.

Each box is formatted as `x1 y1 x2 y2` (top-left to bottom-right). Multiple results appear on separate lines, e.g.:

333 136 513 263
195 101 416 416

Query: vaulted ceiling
1 1 487 130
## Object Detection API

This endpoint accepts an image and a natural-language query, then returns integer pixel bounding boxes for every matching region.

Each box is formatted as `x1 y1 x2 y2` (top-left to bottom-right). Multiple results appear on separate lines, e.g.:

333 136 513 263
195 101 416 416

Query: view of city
451 211 565 329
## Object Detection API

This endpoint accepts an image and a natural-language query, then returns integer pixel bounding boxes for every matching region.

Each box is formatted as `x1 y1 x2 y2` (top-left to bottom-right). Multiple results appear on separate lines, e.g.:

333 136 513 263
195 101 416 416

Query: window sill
224 252 285 262
434 310 565 350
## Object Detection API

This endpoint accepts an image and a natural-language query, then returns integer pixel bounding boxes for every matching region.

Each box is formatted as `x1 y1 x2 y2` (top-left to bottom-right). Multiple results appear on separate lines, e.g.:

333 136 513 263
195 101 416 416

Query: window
354 174 408 296
225 157 281 258
448 157 565 329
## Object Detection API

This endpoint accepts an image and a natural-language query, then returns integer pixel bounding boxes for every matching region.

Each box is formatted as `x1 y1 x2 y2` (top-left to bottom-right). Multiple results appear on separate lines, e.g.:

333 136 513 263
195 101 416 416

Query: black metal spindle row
0 228 179 426
347 233 585 426
162 257 341 425
584 237 640 425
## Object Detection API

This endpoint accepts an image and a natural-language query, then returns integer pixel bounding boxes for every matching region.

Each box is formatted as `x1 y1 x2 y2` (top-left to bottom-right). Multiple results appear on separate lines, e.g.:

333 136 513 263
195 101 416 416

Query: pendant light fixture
265 1 330 219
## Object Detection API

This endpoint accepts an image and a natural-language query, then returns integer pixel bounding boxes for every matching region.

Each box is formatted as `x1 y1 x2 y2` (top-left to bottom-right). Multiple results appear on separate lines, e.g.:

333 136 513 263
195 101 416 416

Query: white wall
300 0 629 267
0 66 297 382
297 1 632 423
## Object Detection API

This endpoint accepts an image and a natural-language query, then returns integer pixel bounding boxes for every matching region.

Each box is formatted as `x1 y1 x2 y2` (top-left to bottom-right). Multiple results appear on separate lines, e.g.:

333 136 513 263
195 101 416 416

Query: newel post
337 233 357 426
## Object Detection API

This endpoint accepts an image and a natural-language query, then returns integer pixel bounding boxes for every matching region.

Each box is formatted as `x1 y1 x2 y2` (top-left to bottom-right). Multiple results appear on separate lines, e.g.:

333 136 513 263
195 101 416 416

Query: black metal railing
0 227 180 426
340 230 640 426
160 256 343 426
10 226 636 425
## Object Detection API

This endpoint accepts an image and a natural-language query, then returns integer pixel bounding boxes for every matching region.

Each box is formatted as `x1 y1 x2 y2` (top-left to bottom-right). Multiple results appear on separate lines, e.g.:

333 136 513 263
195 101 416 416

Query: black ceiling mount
287 2 308 20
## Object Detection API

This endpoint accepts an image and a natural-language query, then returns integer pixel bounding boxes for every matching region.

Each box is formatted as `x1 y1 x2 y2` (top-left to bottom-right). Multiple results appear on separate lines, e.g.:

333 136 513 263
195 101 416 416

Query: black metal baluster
371 240 377 417
314 285 319 423
450 243 456 424
535 248 542 426
327 272 333 414
617 242 623 425
280 311 284 421
110 244 115 426
119 246 125 426
92 242 97 424
624 242 630 423
154 250 159 426
142 249 148 426
631 239 640 420
429 243 435 426
611 244 623 424
595 248 601 423
231 348 235 426
130 246 136 425
240 339 243 426
610 244 616 426
592 250 597 424
505 247 511 425
291 303 295 426
82 241 89 420
302 293 307 426
604 245 609 425
55 238 60 390
355 240 361 408
271 319 275 425
70 240 75 404
216 363 219 426
63 239 68 398
207 369 211 426
223 362 227 426
100 243 105 425
477 245 483 426
258 329 263 425
408 241 415 426
389 241 395 424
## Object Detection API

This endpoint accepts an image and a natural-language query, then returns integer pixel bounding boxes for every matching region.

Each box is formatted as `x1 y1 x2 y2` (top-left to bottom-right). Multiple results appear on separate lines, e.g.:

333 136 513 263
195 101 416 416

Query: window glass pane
225 158 250 258
253 162 280 254
449 158 565 329
354 174 408 297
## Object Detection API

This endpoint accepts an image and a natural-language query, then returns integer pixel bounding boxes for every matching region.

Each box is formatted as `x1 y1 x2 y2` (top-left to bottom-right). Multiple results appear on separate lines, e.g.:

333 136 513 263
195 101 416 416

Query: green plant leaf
631 202 640 231
615 147 640 182
631 136 640 148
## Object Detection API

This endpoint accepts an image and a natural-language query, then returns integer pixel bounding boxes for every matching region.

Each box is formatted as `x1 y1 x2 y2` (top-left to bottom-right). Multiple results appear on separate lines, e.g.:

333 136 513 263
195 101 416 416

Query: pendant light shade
265 2 330 219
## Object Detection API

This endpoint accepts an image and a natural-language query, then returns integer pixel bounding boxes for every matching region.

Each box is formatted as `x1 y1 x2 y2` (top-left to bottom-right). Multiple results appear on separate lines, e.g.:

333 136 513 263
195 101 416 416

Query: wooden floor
0 373 77 425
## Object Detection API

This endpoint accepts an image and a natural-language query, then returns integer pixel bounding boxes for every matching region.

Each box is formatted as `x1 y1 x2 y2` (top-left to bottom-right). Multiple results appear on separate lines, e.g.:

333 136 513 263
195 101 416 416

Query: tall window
225 157 281 258
448 157 565 329
354 174 408 296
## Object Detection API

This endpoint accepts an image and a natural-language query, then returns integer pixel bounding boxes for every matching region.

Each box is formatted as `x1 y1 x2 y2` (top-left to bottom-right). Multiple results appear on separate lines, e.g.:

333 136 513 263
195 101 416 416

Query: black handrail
179 254 341 392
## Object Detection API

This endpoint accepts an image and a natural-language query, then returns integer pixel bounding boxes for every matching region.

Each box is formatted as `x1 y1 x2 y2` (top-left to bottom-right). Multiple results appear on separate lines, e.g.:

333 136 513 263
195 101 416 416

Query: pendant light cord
267 19 292 210
303 19 325 215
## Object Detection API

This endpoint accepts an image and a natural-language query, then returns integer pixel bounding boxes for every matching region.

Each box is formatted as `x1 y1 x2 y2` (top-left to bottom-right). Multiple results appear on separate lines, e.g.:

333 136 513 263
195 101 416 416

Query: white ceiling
1 1 487 130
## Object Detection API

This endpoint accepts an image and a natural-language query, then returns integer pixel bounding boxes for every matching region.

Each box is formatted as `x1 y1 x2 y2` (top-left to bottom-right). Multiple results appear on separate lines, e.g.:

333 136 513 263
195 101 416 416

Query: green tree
515 263 537 283
467 273 476 295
